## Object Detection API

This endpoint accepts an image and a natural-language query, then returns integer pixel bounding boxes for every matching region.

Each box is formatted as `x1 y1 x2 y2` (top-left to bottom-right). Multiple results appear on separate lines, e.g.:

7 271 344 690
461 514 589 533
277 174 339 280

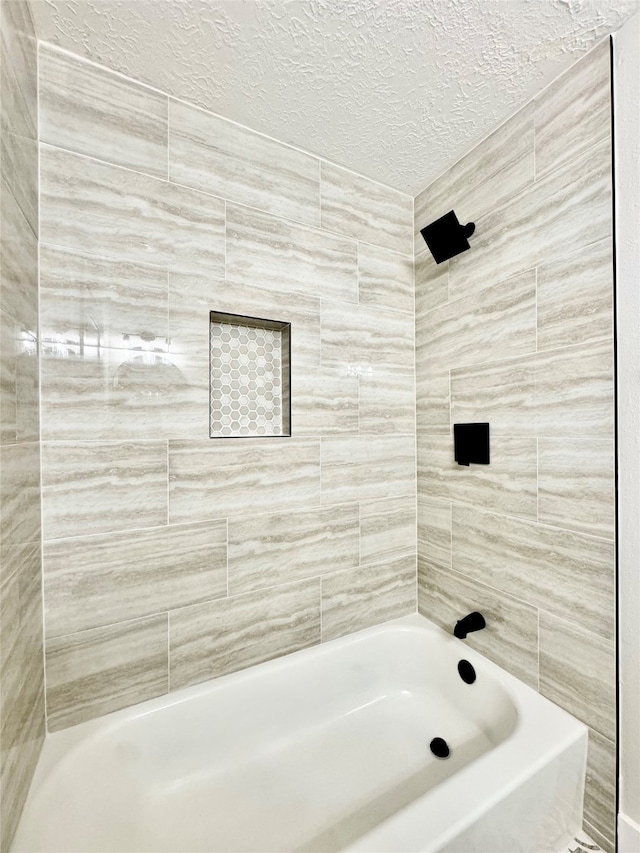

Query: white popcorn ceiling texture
30 0 638 194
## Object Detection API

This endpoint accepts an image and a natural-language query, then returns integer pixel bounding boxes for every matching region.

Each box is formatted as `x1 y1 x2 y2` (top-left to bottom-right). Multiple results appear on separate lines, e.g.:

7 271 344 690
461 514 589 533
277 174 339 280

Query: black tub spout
454 611 486 639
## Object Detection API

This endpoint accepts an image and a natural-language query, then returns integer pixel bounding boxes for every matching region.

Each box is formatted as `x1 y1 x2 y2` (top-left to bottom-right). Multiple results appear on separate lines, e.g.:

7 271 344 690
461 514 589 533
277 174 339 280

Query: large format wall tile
417 496 451 570
42 440 168 539
539 612 615 740
169 438 320 523
534 39 610 181
228 505 359 594
418 433 537 520
452 505 614 639
321 554 416 642
320 162 413 255
538 439 614 540
292 367 359 435
169 580 321 690
418 558 539 689
448 139 611 299
357 243 414 315
169 100 320 227
226 202 358 304
39 46 168 177
40 244 168 347
40 145 225 276
360 496 416 565
416 269 536 375
1 1 38 234
45 615 169 731
321 434 415 505
41 346 208 442
414 103 535 253
0 441 41 557
321 302 414 371
584 728 616 851
536 238 613 351
414 253 448 316
450 340 614 438
44 521 227 637
0 180 38 344
0 545 44 848
169 270 322 369
415 371 450 435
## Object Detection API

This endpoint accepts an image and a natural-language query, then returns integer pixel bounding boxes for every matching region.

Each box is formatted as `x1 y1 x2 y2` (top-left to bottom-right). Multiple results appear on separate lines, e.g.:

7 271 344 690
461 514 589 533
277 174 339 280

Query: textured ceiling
30 0 638 195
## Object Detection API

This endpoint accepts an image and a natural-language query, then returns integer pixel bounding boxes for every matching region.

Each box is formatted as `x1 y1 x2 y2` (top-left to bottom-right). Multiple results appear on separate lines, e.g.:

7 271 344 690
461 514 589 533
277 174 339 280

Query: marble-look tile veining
417 495 452 571
321 302 414 371
448 138 611 299
536 238 613 351
227 505 359 594
45 614 169 732
418 433 538 520
169 99 320 227
40 145 225 276
584 729 616 852
42 440 168 539
39 45 168 178
44 521 228 637
226 202 358 304
533 39 610 181
169 438 321 524
291 368 359 435
357 243 414 316
360 496 416 565
321 554 416 642
538 439 614 540
320 162 413 256
539 611 615 740
450 340 614 438
169 580 321 691
416 269 537 375
320 434 416 505
452 504 614 639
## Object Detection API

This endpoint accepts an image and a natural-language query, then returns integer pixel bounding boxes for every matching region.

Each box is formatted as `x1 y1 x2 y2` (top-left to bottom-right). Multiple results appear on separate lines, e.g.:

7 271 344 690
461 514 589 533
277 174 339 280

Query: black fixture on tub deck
420 210 475 264
454 611 486 639
454 422 490 466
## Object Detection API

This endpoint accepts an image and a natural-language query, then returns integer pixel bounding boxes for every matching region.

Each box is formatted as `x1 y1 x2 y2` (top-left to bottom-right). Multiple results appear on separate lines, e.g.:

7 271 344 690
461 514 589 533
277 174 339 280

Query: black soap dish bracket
454 423 490 466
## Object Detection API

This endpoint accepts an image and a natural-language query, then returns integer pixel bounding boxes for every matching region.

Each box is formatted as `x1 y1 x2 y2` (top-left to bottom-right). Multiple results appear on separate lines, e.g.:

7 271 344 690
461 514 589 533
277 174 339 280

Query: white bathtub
12 614 587 853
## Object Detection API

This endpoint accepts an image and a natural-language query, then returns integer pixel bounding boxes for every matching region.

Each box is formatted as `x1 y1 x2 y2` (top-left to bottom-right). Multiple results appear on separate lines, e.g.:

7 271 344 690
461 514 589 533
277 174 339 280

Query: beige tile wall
37 45 417 733
414 39 615 850
0 1 44 848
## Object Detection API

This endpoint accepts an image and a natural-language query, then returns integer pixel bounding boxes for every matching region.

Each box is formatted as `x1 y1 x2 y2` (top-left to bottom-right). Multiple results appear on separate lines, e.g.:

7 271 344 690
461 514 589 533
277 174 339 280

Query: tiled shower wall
414 40 615 850
37 45 416 732
0 0 44 848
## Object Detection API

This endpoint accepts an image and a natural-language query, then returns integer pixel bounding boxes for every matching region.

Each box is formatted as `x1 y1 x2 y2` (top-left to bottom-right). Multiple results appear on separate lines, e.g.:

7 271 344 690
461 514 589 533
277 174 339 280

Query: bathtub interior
12 615 585 853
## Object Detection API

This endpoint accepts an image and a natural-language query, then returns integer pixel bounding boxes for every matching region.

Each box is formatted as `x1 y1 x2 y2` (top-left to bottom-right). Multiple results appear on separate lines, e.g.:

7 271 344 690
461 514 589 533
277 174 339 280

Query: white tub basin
12 614 587 852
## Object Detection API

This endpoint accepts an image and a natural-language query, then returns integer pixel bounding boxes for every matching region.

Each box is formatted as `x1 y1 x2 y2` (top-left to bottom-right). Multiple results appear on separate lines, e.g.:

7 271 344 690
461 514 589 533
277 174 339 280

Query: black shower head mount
420 210 475 264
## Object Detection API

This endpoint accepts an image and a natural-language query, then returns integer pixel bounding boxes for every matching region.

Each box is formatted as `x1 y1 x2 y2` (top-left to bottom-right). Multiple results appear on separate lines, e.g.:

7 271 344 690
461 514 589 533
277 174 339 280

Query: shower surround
37 44 417 729
0 21 617 853
414 39 615 851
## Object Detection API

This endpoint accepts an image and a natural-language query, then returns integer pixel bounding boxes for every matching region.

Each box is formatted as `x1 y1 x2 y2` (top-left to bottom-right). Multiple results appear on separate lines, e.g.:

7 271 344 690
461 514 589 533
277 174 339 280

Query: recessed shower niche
209 311 291 438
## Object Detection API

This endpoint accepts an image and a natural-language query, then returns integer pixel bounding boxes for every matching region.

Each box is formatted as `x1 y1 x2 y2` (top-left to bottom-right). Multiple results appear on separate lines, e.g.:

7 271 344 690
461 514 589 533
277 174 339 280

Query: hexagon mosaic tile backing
209 313 290 438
